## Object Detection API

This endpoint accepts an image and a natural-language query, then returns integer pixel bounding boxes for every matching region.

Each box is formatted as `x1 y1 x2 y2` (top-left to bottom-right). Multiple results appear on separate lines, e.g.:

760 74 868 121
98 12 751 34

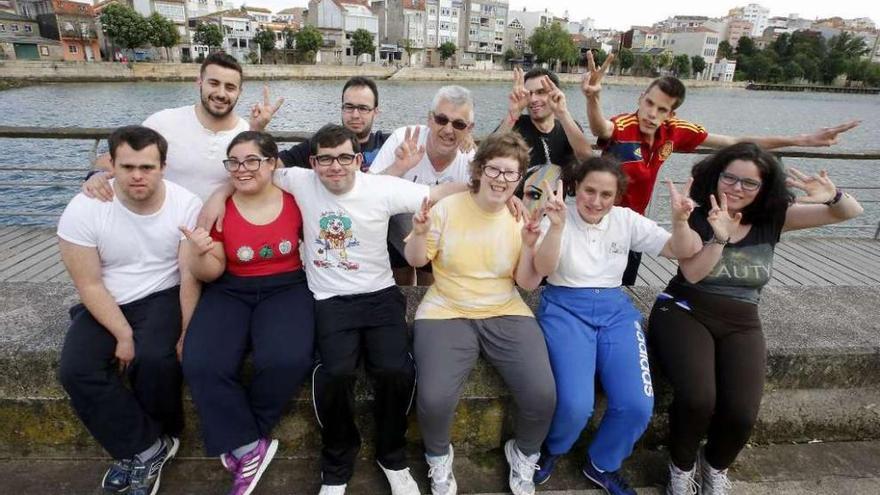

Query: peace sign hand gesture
786 167 837 204
508 66 530 116
179 225 214 256
542 76 568 118
394 126 426 173
582 51 614 98
541 179 566 227
706 193 741 242
411 197 435 236
249 84 285 131
521 207 543 248
668 178 695 222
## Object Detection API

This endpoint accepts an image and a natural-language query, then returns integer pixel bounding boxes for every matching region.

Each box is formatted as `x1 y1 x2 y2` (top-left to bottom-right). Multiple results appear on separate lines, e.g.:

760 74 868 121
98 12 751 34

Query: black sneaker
101 459 132 493
128 436 180 495
582 456 637 495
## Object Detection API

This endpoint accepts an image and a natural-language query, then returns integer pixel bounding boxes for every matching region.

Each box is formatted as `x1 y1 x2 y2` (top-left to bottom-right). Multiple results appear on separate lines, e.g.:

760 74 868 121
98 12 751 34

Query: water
0 80 878 234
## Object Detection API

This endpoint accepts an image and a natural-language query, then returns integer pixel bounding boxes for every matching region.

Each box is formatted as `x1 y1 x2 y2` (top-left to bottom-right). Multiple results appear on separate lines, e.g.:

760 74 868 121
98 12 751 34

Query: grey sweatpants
414 316 557 456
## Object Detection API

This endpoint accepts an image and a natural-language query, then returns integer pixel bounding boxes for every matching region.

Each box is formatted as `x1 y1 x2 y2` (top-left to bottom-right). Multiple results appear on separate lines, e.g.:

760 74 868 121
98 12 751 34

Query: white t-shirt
57 180 202 305
142 105 249 201
273 168 430 300
370 125 474 185
541 205 670 288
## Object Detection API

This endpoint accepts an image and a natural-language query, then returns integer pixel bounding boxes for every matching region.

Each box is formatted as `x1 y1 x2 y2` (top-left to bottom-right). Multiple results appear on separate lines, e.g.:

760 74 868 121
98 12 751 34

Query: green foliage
657 52 672 71
295 25 323 56
717 40 734 59
528 21 578 67
350 28 375 60
439 41 456 62
591 48 608 67
253 27 277 57
782 61 804 81
736 36 756 57
282 27 295 50
194 23 224 49
616 47 634 72
671 54 691 77
100 4 151 51
691 55 706 75
632 54 656 77
146 13 179 60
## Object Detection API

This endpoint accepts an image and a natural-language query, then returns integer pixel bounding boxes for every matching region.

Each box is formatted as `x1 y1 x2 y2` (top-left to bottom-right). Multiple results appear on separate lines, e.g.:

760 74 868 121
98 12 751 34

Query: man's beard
200 92 237 118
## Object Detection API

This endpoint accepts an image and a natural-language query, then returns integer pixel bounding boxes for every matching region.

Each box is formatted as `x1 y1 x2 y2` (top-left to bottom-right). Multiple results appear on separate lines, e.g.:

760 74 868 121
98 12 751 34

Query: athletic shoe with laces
378 461 420 495
228 438 278 495
700 449 732 495
581 456 637 495
425 444 458 495
101 459 133 493
503 439 540 495
127 436 180 495
665 461 699 495
318 483 347 495
534 446 560 485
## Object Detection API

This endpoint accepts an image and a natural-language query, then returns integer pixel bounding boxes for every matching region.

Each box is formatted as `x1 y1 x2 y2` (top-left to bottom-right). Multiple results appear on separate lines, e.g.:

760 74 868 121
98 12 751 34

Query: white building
190 9 257 63
711 57 736 81
660 27 720 78
308 0 379 64
729 3 770 38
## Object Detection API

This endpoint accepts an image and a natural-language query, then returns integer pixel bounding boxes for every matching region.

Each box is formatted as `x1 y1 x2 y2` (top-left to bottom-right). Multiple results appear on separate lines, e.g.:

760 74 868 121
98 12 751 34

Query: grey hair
431 85 474 121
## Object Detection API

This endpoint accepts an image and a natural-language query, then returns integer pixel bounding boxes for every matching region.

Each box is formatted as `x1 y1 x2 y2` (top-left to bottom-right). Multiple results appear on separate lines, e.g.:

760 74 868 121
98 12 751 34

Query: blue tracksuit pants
538 285 654 471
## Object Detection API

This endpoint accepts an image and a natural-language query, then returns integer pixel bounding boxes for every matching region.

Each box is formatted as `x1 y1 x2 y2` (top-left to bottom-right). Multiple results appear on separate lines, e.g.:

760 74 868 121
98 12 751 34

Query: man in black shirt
496 68 592 212
279 77 389 170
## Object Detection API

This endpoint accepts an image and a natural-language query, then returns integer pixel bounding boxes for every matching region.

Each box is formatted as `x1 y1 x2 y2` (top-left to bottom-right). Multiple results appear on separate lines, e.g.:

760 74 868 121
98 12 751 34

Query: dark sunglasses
431 112 469 131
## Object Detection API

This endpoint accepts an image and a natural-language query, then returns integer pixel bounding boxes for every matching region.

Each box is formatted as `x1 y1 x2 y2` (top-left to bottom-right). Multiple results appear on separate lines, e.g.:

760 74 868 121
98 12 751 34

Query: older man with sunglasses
370 85 476 285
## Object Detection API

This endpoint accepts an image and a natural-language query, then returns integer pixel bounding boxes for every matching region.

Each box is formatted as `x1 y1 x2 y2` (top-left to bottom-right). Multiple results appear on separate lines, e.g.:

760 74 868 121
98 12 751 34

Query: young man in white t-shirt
370 85 476 285
81 52 282 201
57 126 203 495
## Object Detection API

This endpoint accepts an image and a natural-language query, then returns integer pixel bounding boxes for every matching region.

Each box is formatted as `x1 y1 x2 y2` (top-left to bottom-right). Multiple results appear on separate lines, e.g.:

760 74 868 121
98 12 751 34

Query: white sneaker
700 449 732 495
503 439 539 495
378 461 420 495
665 461 699 495
426 444 458 495
318 483 347 495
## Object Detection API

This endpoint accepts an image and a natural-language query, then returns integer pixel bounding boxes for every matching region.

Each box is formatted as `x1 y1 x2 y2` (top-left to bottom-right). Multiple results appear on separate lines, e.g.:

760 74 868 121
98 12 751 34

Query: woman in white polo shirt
530 156 702 494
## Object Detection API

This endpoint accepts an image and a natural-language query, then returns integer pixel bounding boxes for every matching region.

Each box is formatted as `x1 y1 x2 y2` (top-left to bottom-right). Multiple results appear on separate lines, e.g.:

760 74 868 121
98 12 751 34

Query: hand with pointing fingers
541 179 566 227
798 120 860 147
786 167 837 204
180 225 214 255
521 207 543 248
542 76 568 118
706 193 741 242
394 126 426 173
668 177 696 222
249 84 284 131
508 66 530 117
411 197 435 237
582 50 614 98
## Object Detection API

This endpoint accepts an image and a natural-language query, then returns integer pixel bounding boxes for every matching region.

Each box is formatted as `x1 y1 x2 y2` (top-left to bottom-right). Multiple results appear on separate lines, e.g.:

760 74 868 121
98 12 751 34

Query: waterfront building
502 15 523 59
659 27 720 79
710 57 736 82
656 15 710 31
274 7 305 27
374 0 427 66
460 0 507 69
306 0 378 65
16 0 101 61
423 0 463 67
243 5 272 23
728 3 770 38
622 26 661 50
189 8 258 63
0 10 62 60
0 0 15 14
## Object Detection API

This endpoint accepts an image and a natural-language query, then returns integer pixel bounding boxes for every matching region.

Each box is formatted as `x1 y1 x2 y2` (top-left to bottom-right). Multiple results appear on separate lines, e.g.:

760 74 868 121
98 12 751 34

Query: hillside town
0 1 878 83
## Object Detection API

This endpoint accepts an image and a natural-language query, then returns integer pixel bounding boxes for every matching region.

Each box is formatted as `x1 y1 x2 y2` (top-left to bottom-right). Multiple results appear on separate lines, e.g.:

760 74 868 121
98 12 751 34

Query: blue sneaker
128 436 180 495
581 456 637 495
534 449 560 485
101 459 132 493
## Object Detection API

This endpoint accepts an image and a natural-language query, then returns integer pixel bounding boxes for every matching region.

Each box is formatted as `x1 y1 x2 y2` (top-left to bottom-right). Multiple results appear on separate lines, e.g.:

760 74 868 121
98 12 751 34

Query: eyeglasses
313 153 358 167
222 156 270 172
342 103 374 113
483 165 522 182
431 112 470 131
719 171 762 192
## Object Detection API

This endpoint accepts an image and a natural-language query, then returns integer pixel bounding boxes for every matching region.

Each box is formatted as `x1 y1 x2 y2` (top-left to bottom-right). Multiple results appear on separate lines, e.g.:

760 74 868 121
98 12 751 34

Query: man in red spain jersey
582 51 859 285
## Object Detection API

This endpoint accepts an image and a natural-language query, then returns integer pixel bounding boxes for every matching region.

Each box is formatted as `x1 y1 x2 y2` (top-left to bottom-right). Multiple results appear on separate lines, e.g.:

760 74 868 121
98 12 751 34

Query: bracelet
84 169 105 181
824 189 844 206
704 234 730 246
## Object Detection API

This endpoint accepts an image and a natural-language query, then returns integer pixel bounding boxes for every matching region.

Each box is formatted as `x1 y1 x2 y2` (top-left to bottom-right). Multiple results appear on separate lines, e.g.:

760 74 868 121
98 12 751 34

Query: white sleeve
273 167 313 196
179 194 203 240
141 111 162 132
381 175 430 215
56 194 99 247
368 127 404 174
627 208 672 256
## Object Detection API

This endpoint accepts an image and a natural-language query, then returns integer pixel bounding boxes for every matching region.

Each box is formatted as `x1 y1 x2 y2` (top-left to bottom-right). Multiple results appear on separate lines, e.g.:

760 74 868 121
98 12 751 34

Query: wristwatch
704 234 730 246
824 189 844 206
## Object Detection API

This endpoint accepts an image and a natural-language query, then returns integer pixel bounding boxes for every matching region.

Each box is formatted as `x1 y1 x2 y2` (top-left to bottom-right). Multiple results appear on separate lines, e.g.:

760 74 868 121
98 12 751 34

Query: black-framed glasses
483 165 522 182
719 171 762 192
313 153 358 167
431 112 470 131
222 156 270 172
342 103 374 113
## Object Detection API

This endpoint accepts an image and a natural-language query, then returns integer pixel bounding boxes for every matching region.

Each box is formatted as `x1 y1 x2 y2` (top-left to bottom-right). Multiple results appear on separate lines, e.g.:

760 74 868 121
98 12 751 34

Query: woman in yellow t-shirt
404 132 556 495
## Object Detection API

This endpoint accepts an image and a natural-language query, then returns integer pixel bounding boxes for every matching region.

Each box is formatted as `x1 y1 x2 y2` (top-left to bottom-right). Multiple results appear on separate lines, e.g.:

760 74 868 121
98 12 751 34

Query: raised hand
799 120 860 147
394 126 426 172
508 66 530 116
180 225 214 255
82 170 114 202
249 84 285 131
707 193 741 242
541 179 566 227
668 178 695 222
411 197 434 236
542 76 568 117
582 51 614 98
521 206 543 248
786 167 837 204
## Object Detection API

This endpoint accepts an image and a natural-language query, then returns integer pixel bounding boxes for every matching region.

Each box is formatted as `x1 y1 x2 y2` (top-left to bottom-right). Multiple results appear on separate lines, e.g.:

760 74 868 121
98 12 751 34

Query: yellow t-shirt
415 192 533 320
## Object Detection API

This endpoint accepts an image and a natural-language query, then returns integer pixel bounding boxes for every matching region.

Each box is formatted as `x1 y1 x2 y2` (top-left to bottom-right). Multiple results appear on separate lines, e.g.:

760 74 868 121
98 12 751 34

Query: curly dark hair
563 156 628 200
227 130 279 159
689 142 794 225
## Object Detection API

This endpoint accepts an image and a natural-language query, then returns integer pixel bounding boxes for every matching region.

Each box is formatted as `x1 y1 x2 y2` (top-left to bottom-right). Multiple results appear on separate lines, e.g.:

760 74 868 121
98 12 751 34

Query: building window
40 45 49 56
10 24 19 32
69 45 78 53
24 25 33 32
0 24 5 32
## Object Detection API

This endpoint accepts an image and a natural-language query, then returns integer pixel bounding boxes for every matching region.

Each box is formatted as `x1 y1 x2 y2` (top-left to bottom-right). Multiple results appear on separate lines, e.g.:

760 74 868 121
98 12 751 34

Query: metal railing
1 125 879 237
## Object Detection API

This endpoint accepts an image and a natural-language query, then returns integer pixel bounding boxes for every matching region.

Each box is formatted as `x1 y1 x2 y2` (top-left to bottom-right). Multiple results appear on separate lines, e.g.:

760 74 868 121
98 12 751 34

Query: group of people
58 52 863 495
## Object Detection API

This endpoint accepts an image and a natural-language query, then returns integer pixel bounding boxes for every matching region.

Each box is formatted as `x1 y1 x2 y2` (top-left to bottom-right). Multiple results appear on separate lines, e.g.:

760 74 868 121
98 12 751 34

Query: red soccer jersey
211 192 303 277
601 112 707 214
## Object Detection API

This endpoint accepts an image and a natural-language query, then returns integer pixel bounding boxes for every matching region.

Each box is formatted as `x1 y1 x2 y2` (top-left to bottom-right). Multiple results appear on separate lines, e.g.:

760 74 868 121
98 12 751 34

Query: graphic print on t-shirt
704 243 774 288
314 210 360 271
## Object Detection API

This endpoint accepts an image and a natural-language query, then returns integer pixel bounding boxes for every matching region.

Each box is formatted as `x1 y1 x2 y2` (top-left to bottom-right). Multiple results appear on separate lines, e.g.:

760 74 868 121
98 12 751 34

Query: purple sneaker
228 438 279 495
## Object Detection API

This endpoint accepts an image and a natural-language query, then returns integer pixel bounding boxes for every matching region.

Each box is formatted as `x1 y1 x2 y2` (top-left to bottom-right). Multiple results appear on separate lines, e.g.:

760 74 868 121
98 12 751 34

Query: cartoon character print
314 211 360 271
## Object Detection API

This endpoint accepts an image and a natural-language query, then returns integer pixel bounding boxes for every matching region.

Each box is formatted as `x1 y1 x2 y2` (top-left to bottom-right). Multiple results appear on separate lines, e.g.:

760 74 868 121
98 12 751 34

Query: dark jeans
182 270 315 456
622 250 643 286
311 286 416 485
58 286 184 460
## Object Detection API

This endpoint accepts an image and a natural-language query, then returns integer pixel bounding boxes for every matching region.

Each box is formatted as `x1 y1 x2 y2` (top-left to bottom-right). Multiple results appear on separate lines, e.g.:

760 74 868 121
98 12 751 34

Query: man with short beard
82 52 282 202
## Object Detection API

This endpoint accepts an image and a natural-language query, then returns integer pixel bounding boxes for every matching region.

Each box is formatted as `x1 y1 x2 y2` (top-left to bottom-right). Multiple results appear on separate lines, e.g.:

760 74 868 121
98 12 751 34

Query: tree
591 48 608 68
146 13 179 61
253 27 277 62
632 54 656 77
691 55 706 76
616 47 634 74
194 23 224 50
657 52 672 73
528 21 578 71
736 36 756 57
783 61 804 82
717 40 734 60
439 41 456 66
350 28 375 63
671 54 691 77
402 38 416 65
295 25 322 63
282 26 295 50
100 4 151 54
